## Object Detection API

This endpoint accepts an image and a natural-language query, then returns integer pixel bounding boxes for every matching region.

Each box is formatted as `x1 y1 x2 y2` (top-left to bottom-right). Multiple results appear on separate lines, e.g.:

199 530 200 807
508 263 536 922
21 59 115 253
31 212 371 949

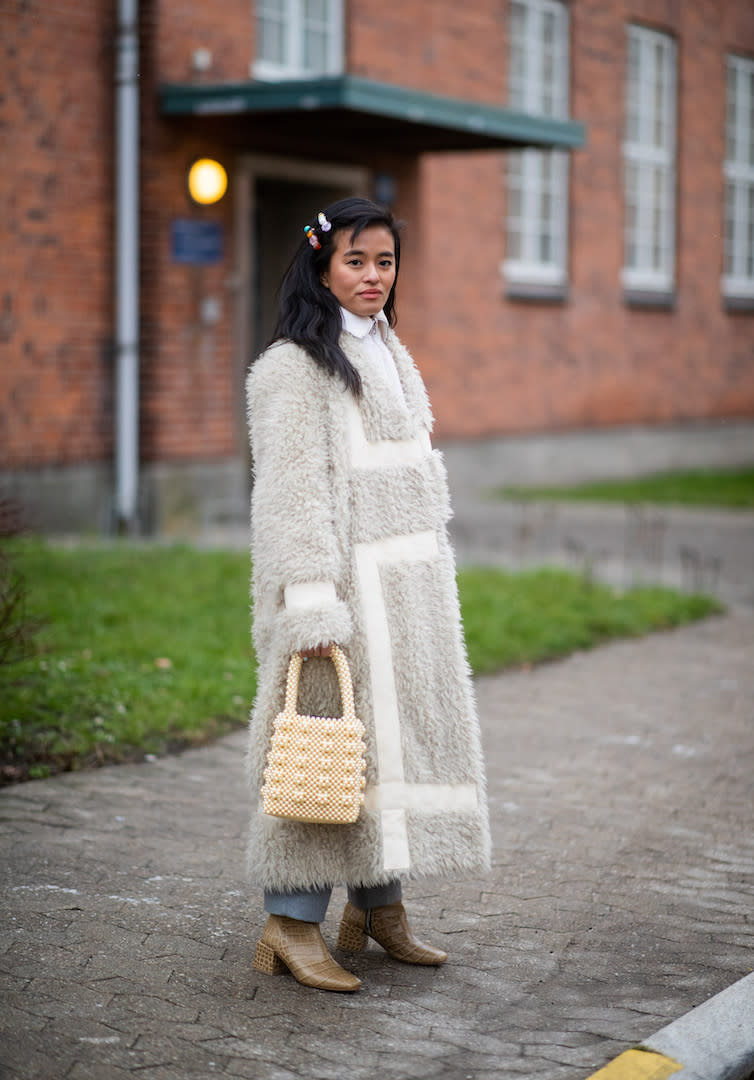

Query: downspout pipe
114 0 140 533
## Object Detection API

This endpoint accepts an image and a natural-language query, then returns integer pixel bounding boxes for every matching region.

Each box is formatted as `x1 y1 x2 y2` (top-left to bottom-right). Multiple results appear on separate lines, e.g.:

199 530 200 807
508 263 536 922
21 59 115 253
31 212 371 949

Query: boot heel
337 920 366 953
253 939 287 975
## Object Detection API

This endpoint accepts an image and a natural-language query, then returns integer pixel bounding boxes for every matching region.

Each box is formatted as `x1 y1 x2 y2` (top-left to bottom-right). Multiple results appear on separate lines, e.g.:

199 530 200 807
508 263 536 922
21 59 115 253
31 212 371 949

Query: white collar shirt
340 306 406 406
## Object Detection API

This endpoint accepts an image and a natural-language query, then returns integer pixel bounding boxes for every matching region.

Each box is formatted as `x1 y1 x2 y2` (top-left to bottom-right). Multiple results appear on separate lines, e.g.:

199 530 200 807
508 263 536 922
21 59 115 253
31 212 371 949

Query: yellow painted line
586 1048 683 1080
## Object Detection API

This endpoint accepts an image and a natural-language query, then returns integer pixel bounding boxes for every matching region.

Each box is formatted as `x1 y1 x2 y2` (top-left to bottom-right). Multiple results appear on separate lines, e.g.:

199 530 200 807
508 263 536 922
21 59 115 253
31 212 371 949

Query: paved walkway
2 603 753 1079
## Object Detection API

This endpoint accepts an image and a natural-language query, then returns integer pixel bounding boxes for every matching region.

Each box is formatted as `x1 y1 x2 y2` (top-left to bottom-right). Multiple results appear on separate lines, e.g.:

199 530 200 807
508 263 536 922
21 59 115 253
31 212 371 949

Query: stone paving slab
1 611 753 1079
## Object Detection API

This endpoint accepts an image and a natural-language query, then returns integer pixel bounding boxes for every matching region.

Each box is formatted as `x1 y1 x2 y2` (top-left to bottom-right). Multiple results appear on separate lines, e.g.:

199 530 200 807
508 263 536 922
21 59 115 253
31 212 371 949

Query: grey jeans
264 880 402 923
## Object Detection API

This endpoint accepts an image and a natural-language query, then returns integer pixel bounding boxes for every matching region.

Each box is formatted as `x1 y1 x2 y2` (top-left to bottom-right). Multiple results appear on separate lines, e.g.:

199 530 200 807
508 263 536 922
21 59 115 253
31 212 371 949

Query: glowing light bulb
187 158 228 205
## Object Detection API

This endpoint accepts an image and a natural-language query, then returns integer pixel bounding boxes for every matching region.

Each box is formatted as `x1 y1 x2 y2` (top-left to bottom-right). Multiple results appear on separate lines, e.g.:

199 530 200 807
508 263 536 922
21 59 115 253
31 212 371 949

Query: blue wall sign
170 220 224 265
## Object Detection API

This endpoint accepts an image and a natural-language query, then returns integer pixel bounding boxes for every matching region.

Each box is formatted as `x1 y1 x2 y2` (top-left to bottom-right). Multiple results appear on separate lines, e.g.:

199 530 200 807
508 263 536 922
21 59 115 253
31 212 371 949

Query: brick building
2 0 753 533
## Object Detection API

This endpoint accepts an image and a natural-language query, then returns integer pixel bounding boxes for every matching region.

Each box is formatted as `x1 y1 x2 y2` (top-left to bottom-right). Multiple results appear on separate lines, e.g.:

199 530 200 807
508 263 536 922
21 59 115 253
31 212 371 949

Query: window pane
652 166 664 270
749 70 754 166
626 33 641 142
511 1 527 37
724 181 736 276
542 54 555 113
304 0 328 19
303 28 327 71
542 151 553 185
625 160 641 271
725 71 737 163
508 186 522 220
626 214 638 269
625 160 638 201
748 185 754 276
507 225 522 261
259 16 285 65
509 3 528 109
507 148 524 262
542 10 555 47
540 188 552 225
654 79 665 147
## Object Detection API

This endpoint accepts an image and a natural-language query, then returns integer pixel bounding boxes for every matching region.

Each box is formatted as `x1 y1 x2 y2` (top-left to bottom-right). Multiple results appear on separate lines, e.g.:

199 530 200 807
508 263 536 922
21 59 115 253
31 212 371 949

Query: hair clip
304 225 321 250
317 212 332 233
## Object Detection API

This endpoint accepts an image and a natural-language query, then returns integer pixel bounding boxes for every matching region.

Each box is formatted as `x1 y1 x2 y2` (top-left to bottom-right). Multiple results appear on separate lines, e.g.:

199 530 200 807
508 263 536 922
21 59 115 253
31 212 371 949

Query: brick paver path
2 611 753 1079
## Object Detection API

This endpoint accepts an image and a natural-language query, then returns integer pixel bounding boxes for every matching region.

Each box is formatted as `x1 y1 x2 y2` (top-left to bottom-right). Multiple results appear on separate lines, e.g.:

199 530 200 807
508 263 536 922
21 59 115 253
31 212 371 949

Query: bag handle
283 644 357 722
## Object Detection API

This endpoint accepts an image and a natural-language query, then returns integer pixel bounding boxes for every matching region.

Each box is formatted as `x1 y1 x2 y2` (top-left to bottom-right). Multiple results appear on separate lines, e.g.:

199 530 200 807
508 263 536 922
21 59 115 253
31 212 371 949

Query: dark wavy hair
265 196 401 396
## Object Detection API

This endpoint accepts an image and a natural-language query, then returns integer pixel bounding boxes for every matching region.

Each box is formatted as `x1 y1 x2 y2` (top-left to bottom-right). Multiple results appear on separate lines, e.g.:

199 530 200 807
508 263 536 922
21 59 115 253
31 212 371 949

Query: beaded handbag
261 645 367 825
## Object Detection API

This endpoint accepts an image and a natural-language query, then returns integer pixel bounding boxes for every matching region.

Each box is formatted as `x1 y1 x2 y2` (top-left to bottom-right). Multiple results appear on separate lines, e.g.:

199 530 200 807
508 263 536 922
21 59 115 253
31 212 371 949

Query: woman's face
321 224 397 318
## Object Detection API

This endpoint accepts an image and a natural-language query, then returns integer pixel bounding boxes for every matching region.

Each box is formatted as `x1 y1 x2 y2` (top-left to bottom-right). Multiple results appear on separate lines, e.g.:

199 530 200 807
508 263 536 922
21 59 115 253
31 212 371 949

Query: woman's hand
298 643 333 659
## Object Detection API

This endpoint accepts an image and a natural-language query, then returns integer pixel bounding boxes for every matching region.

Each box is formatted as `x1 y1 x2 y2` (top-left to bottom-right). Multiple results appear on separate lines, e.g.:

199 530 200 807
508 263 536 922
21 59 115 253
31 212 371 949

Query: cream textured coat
246 328 490 891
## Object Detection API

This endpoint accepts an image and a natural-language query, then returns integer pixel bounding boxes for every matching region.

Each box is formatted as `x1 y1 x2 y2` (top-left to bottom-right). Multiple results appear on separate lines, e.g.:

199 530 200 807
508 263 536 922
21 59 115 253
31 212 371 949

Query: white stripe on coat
346 397 431 470
364 782 479 815
354 529 441 872
283 581 338 610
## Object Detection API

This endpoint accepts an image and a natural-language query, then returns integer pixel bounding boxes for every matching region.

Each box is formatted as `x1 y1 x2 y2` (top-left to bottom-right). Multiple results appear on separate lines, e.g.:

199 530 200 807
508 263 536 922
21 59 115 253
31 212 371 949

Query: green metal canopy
159 74 584 155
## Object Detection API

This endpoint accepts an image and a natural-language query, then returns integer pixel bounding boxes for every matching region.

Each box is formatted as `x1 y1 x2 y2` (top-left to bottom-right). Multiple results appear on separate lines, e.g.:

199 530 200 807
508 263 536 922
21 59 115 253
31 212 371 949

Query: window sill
623 289 675 310
250 61 344 82
504 281 568 304
723 294 754 313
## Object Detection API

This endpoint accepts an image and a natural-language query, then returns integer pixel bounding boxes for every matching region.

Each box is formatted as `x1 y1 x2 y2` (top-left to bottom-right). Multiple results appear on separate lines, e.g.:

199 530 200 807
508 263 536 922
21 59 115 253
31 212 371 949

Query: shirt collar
340 306 389 342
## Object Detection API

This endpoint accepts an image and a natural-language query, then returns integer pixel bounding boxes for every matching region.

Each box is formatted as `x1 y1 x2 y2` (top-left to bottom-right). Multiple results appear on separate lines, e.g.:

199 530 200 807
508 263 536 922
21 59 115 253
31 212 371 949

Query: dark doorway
252 177 354 357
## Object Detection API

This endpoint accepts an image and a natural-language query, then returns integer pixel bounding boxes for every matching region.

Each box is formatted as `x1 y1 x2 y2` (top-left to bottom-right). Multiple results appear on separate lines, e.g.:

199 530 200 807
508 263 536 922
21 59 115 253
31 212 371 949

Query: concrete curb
586 972 754 1079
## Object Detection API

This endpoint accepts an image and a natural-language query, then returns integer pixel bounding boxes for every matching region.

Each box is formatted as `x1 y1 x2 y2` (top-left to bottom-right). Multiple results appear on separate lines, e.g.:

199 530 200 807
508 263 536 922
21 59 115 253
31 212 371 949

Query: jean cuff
346 879 402 910
264 886 333 924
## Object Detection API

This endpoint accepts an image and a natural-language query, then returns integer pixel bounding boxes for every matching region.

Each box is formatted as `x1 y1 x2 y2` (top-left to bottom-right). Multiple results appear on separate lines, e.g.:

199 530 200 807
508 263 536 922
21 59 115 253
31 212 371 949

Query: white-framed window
504 0 570 288
252 0 344 81
723 54 754 299
622 25 677 294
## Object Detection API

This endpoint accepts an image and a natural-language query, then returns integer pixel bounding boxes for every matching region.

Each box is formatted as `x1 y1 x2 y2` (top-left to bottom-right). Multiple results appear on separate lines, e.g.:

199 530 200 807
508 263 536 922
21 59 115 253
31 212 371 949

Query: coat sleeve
247 345 353 655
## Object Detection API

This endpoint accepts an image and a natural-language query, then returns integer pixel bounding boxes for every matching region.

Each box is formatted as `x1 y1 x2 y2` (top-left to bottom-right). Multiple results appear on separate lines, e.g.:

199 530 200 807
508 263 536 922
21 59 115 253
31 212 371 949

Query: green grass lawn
1 543 255 783
496 467 754 509
460 566 719 674
1 542 722 783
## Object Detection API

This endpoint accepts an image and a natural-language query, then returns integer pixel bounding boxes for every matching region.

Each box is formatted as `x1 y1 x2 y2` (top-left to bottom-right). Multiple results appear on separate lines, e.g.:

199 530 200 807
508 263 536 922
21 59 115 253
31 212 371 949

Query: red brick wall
138 127 238 463
0 0 248 475
139 2 241 463
417 0 754 439
1 0 115 469
155 0 251 83
349 0 506 102
3 0 753 478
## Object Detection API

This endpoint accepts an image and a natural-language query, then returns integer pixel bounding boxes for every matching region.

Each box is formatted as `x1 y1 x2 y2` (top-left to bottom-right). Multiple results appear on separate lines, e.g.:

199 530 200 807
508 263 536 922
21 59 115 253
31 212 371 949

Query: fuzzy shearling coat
246 327 490 891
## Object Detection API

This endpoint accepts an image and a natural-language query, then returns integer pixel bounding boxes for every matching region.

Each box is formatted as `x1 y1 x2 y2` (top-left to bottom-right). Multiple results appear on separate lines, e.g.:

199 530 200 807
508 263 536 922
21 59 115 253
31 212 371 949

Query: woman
247 197 490 992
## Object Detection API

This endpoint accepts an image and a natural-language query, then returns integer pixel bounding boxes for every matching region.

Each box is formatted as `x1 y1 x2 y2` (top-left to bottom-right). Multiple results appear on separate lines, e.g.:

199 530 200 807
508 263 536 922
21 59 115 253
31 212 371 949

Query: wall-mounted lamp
187 158 228 205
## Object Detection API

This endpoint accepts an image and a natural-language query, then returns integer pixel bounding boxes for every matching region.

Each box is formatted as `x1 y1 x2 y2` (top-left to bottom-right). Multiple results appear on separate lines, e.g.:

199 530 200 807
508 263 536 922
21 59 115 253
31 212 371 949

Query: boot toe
341 901 448 966
255 915 361 992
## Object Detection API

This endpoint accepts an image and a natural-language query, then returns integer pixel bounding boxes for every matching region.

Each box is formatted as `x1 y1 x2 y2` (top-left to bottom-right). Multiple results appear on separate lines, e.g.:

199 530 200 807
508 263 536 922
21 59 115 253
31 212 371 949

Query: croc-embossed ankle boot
337 901 447 965
253 915 361 992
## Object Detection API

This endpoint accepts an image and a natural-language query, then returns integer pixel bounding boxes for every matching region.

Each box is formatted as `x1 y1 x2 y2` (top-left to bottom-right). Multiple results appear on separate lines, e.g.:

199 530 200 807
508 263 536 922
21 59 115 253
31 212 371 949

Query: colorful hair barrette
317 212 332 232
304 224 321 250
